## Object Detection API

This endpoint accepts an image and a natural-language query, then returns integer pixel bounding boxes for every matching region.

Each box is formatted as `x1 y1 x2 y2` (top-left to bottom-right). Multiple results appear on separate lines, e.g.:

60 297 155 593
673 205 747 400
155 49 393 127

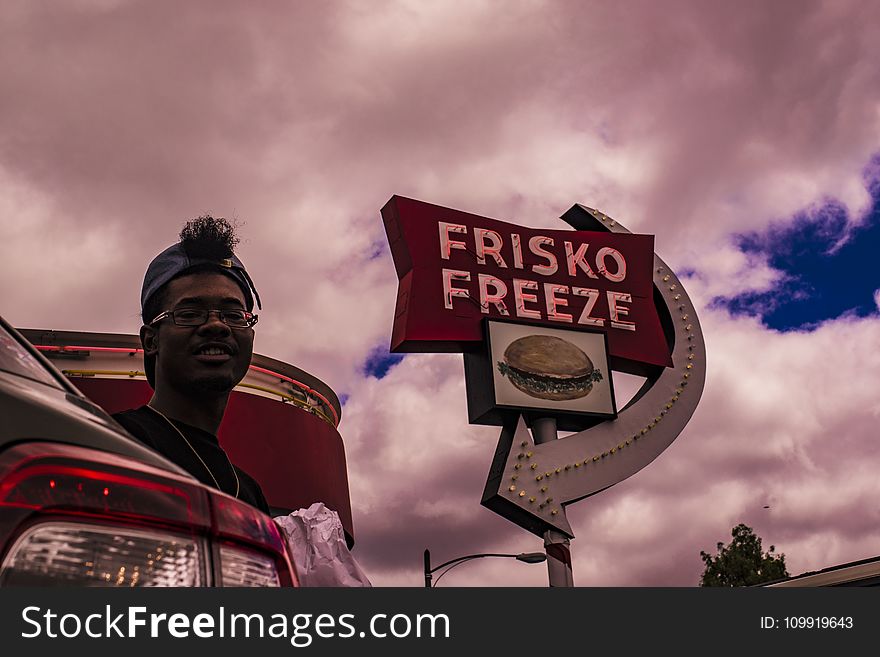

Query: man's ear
140 324 159 357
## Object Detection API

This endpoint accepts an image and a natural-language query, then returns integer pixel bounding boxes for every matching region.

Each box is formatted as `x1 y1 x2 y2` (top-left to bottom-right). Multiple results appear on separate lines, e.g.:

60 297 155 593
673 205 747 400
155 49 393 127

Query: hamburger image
497 334 603 401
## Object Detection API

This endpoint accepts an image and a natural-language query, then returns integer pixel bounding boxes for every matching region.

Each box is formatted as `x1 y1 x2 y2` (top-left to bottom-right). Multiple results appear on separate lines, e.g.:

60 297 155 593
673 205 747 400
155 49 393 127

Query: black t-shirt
112 406 270 515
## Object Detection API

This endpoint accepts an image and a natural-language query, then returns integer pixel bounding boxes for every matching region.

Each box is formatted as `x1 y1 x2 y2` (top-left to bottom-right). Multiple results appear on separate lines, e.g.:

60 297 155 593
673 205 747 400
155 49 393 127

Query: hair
142 215 248 388
179 214 240 261
141 215 243 321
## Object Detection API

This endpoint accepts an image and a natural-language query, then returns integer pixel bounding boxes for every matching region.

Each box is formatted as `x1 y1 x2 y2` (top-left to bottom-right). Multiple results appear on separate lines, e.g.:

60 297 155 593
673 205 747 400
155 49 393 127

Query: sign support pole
532 417 574 587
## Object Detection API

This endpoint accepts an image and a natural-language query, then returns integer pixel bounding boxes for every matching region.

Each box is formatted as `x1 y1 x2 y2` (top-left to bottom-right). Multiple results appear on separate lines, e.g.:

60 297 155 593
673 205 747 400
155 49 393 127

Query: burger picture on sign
498 335 604 401
488 321 616 417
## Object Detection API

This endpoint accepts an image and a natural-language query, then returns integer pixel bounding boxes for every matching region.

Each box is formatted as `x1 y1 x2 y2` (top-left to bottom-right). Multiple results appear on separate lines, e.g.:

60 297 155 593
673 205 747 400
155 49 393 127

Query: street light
423 549 547 587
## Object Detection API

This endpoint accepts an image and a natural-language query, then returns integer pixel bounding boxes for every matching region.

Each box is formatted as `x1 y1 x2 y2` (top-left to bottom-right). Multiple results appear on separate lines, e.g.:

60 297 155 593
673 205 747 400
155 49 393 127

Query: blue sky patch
368 238 390 261
362 345 405 379
715 176 879 330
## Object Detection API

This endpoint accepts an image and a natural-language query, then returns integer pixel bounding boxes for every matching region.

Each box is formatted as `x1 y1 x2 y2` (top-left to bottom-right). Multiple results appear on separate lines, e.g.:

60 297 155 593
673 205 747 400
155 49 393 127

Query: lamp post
423 549 547 587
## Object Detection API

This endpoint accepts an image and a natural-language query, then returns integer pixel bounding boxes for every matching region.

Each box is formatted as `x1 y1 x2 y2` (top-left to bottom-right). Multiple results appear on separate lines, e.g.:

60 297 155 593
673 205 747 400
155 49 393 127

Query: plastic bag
274 502 372 587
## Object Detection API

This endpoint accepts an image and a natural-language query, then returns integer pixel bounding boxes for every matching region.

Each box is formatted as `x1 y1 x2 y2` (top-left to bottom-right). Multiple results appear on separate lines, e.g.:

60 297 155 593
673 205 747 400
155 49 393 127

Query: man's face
143 271 254 396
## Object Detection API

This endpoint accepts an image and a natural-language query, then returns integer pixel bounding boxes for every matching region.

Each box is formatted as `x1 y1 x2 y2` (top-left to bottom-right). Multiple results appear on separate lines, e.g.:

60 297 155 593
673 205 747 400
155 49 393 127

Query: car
0 315 296 587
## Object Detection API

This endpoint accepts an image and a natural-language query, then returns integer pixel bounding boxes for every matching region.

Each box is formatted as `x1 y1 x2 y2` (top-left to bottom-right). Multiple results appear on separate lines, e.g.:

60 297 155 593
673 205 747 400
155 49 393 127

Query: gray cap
140 242 262 315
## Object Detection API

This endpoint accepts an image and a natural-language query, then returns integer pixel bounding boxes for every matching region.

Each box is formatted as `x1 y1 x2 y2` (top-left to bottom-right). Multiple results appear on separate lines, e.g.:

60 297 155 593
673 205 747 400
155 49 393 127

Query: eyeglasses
149 308 259 329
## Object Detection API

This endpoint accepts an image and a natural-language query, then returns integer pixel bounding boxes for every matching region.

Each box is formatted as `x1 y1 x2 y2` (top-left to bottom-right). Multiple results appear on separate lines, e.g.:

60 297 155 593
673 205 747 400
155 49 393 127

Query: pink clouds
1 0 879 585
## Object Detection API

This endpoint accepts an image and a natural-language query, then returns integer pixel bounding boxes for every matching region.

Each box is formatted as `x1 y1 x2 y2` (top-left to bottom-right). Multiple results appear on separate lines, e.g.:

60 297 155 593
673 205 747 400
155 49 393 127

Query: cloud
345 308 880 586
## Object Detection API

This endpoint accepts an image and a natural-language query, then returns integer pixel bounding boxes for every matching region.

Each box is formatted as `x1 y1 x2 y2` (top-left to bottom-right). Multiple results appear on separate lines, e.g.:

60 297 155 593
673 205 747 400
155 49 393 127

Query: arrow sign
481 205 707 538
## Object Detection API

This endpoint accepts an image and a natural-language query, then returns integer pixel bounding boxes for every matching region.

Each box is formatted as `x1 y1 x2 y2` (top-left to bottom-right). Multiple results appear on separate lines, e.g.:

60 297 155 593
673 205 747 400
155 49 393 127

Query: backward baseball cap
140 242 262 316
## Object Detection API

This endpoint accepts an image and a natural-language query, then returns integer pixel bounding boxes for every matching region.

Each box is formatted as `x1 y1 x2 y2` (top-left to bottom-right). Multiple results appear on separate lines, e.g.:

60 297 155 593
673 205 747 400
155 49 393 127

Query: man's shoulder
112 406 162 449
111 405 150 426
231 465 271 514
231 464 263 492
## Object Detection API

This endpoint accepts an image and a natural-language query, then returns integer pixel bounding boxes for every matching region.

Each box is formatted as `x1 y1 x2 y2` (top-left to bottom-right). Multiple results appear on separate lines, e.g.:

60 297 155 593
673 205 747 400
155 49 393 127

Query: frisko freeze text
381 195 671 368
439 221 636 330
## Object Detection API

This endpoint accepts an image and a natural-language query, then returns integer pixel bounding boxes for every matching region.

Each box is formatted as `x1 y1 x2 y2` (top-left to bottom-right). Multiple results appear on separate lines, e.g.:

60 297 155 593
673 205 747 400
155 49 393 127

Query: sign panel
381 195 671 371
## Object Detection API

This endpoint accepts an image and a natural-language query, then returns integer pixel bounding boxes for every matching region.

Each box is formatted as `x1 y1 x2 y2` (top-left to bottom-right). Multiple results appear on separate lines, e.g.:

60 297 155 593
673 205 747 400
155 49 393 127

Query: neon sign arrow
481 204 707 538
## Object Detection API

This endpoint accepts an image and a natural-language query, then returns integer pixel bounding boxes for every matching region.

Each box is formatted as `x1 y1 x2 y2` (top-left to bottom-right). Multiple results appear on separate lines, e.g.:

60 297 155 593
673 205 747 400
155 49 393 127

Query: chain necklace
145 404 240 499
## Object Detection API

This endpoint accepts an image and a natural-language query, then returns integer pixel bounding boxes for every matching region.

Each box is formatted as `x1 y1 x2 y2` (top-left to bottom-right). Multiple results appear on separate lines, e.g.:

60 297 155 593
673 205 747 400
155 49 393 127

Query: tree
699 523 789 586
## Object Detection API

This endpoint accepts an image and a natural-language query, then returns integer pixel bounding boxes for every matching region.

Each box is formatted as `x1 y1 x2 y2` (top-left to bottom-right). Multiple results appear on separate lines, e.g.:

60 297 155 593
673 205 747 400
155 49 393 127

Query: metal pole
543 530 574 586
531 417 574 587
424 548 432 588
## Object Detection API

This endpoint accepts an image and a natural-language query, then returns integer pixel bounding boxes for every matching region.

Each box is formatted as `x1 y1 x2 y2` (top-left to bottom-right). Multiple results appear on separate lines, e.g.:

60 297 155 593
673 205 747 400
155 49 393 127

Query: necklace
145 405 240 499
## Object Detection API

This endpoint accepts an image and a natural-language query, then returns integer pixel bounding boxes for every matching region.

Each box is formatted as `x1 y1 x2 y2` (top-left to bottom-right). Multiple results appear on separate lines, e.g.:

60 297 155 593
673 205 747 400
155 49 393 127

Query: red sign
382 196 671 369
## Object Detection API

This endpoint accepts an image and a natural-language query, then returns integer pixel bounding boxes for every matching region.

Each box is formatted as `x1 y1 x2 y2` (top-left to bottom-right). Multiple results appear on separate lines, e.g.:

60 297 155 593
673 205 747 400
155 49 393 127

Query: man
113 216 270 514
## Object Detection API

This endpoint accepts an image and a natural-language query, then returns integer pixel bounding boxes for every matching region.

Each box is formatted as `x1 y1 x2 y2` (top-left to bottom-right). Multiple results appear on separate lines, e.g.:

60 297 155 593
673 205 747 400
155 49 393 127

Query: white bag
274 502 372 587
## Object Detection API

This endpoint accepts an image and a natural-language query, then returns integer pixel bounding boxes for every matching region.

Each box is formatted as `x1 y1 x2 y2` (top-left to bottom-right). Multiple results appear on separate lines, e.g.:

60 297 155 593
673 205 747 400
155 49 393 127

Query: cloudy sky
2 0 879 586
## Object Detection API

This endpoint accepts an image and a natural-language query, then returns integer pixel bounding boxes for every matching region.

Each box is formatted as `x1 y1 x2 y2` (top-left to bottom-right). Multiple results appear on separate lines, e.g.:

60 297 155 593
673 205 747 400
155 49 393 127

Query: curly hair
179 215 240 261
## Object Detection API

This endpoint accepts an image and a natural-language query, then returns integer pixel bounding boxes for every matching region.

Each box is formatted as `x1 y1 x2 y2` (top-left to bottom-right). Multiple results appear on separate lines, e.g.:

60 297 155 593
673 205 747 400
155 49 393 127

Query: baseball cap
140 242 262 315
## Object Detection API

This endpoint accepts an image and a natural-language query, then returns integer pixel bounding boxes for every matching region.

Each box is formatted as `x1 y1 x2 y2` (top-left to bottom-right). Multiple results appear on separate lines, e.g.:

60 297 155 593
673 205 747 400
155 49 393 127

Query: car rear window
0 325 64 389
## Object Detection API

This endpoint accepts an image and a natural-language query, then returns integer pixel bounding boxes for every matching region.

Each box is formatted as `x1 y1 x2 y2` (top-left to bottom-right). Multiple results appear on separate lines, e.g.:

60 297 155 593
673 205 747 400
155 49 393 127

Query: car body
0 315 296 586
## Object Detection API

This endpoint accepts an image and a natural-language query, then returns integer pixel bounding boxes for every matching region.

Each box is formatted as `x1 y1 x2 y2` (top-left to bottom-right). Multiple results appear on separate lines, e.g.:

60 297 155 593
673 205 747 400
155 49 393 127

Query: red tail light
0 442 296 587
213 494 296 586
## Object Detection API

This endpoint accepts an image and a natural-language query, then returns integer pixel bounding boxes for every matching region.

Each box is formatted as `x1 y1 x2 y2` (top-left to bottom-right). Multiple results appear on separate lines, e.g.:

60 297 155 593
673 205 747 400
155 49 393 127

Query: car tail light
0 442 296 587
213 494 296 587
218 545 279 587
0 442 212 527
1 522 204 586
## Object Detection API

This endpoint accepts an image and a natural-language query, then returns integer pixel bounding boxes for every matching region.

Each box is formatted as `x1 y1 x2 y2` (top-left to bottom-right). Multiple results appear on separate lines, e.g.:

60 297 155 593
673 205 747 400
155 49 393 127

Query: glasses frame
149 308 259 329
